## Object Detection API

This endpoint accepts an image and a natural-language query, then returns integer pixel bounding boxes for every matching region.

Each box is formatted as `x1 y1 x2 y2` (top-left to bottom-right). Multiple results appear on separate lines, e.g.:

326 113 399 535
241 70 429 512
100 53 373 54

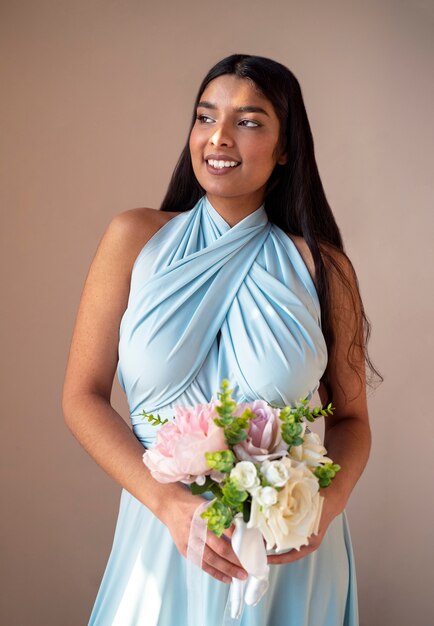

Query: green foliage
201 500 233 537
140 410 168 426
199 477 248 536
279 399 334 449
221 478 248 510
190 477 222 499
205 450 236 474
214 380 253 445
242 499 251 523
215 379 237 422
313 463 341 488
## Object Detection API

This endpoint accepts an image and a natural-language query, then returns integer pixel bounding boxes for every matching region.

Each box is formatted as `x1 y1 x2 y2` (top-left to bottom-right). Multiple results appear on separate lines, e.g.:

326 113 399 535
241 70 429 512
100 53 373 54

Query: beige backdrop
1 1 433 625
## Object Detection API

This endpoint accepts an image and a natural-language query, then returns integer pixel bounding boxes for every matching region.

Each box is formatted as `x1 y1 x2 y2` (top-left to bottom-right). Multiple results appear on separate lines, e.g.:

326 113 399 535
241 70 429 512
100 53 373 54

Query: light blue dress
89 196 358 626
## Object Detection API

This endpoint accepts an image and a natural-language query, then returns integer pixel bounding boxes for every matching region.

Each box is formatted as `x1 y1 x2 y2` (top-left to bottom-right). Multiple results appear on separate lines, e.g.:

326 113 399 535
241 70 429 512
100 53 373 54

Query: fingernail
238 570 248 580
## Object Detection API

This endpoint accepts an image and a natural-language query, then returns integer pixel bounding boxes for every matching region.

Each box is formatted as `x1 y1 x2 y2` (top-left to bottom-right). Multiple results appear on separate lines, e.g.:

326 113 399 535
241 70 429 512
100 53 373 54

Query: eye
238 119 261 128
196 114 214 124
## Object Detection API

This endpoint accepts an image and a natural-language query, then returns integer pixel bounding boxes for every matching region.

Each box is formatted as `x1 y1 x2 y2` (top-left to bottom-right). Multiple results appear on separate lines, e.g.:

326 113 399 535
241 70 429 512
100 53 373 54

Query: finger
207 531 244 568
201 561 232 584
202 543 247 581
267 540 319 565
222 523 235 540
268 548 309 565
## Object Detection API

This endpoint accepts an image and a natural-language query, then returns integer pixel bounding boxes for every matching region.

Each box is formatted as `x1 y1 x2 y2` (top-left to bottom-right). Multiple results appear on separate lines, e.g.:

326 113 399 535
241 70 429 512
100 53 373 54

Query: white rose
290 430 332 468
248 458 323 552
252 486 278 509
231 461 260 491
260 459 290 487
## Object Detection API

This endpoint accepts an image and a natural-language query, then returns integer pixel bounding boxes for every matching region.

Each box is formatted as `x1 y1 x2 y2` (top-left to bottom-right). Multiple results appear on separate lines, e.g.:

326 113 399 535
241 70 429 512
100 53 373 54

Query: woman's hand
159 492 248 585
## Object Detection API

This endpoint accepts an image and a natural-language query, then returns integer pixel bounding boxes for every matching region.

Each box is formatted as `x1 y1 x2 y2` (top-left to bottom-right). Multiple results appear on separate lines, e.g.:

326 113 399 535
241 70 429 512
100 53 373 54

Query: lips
205 154 241 170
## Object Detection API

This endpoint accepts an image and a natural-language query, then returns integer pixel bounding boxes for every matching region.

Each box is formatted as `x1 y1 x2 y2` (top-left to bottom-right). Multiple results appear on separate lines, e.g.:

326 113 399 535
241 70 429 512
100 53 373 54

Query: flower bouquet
142 380 340 620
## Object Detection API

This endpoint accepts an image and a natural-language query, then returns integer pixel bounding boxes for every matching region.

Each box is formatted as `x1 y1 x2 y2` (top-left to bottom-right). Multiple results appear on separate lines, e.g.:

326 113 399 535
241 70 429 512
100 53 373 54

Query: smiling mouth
206 159 240 170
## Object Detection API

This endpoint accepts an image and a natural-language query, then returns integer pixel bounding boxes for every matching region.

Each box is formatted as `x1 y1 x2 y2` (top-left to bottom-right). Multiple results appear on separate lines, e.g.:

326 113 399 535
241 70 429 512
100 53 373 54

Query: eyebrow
197 101 270 116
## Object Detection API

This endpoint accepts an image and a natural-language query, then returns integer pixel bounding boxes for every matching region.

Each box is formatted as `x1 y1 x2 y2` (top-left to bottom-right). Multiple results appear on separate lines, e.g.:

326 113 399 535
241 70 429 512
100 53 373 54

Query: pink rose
143 403 228 484
233 400 288 463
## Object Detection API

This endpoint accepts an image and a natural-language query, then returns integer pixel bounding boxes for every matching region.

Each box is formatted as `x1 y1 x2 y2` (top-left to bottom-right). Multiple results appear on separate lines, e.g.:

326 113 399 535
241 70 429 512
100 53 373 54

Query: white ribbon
224 515 269 623
186 506 269 626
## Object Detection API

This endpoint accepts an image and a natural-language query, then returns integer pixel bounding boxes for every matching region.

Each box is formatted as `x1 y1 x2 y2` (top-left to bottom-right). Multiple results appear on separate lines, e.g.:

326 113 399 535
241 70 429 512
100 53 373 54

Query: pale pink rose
143 403 227 484
233 400 288 463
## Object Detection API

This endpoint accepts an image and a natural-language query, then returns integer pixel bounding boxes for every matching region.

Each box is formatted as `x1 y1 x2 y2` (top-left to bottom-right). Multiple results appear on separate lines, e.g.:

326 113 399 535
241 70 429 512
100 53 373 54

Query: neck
205 193 265 227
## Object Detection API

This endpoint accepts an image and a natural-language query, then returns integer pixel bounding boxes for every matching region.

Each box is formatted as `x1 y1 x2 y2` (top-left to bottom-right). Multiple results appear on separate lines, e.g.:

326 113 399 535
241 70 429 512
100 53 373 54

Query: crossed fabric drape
90 196 359 626
118 195 327 445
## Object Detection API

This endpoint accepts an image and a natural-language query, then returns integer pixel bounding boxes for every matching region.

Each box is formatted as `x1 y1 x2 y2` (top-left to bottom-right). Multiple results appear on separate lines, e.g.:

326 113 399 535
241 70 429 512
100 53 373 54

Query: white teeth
207 159 239 169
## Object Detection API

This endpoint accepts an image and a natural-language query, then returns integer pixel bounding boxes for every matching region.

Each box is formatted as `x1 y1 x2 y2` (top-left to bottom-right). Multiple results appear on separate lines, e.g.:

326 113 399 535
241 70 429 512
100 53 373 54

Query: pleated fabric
89 196 358 626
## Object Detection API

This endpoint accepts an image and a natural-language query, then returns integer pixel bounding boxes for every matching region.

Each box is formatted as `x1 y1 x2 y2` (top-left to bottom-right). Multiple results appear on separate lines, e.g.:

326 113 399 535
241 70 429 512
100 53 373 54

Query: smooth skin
63 76 371 584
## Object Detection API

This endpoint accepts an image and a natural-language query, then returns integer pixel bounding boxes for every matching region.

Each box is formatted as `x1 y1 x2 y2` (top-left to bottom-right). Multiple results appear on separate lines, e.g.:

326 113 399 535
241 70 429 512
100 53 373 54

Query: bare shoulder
82 207 181 298
287 235 317 288
100 207 180 272
288 235 356 292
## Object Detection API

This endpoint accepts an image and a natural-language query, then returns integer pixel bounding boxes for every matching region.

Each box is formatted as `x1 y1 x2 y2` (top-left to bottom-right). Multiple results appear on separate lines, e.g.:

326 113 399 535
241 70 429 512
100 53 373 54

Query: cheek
188 133 204 182
252 147 279 177
246 136 279 166
189 127 205 157
188 133 195 159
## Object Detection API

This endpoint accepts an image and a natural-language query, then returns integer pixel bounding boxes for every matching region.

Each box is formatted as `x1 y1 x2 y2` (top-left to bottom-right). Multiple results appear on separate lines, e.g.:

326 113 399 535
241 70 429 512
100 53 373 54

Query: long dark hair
160 54 382 402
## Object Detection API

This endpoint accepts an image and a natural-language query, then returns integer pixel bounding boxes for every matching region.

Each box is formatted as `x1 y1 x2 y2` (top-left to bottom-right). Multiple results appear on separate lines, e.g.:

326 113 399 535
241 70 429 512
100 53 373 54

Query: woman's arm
62 209 247 584
268 247 371 565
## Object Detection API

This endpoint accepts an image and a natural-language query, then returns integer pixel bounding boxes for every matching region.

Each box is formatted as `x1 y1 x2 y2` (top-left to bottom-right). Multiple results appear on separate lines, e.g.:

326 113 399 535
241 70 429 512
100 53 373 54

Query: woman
63 54 375 625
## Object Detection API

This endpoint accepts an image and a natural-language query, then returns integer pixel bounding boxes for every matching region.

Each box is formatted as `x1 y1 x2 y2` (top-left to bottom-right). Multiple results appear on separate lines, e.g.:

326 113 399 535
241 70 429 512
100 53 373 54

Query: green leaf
201 500 233 537
205 450 236 473
313 463 341 488
281 420 304 448
190 477 214 495
242 499 251 523
221 478 248 510
140 410 169 426
214 381 253 446
278 399 335 448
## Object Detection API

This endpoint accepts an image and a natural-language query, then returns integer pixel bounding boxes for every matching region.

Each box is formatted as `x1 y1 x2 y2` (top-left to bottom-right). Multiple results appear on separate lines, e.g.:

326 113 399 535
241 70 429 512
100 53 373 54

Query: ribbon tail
186 500 210 626
229 578 247 620
223 515 270 622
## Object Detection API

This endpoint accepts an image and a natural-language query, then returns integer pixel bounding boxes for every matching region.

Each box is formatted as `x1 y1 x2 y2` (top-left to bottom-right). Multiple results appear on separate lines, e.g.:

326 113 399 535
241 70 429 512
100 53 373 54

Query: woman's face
189 74 286 213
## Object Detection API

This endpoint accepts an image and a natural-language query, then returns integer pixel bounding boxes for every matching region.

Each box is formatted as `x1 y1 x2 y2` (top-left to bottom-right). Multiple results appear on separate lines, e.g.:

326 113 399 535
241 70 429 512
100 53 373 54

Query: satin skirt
89 489 358 626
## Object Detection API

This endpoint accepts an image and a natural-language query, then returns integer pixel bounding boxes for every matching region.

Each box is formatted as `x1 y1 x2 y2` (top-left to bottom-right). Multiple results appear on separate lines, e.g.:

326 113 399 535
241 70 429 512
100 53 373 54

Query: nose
209 121 234 147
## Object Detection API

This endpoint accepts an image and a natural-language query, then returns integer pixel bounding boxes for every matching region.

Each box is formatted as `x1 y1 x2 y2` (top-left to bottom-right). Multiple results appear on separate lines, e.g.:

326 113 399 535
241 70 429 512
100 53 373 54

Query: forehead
198 75 273 111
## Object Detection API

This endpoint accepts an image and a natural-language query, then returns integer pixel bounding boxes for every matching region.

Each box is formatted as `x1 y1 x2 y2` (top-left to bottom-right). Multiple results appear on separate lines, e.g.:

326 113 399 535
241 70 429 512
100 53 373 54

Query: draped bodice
118 196 327 445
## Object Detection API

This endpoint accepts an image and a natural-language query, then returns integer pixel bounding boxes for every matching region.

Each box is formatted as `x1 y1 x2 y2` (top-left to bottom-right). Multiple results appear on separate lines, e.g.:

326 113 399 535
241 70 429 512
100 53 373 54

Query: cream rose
291 428 332 468
248 457 323 552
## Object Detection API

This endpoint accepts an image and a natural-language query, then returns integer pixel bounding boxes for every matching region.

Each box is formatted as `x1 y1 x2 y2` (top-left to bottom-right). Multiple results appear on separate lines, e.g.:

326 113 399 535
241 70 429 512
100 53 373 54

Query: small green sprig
279 399 334 449
199 477 248 536
213 379 253 445
314 463 341 488
201 500 233 537
221 478 248 510
205 450 236 474
140 410 168 426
